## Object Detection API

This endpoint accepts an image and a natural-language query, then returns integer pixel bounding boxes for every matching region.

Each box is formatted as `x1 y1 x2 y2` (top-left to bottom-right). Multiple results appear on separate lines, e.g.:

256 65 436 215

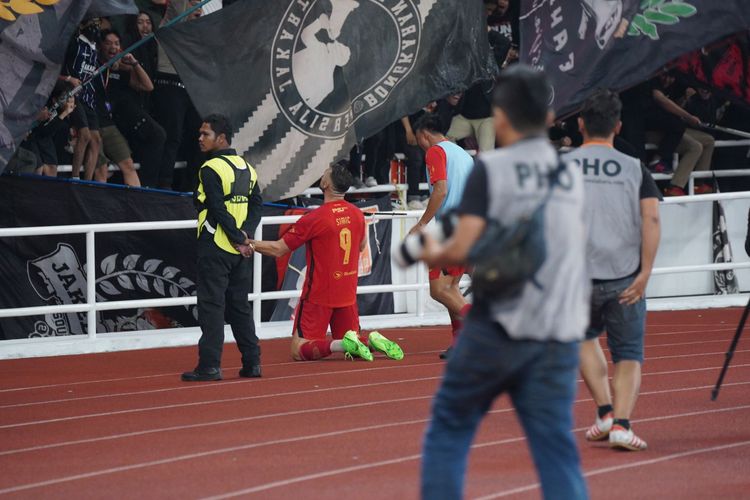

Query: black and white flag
712 178 739 294
521 0 750 115
157 0 496 201
0 0 136 173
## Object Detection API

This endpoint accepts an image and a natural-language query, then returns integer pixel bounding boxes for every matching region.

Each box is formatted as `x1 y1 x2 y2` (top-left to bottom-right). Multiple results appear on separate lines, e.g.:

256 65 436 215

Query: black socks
597 404 613 419
613 418 631 430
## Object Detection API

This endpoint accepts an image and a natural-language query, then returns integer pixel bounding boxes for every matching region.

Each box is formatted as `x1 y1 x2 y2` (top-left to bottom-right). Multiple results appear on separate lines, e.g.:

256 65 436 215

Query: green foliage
629 1 697 40
659 3 698 17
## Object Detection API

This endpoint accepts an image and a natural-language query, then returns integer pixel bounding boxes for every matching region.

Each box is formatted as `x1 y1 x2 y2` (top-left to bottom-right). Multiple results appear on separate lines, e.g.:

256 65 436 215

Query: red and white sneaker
585 412 613 441
609 425 648 451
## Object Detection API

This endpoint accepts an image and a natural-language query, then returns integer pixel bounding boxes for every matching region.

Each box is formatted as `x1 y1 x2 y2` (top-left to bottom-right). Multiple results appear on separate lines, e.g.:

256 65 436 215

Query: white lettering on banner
270 0 422 139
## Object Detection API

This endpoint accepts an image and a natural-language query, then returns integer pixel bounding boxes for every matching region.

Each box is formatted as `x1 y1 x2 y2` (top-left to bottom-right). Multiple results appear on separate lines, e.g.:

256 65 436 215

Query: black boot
239 365 262 378
181 367 222 382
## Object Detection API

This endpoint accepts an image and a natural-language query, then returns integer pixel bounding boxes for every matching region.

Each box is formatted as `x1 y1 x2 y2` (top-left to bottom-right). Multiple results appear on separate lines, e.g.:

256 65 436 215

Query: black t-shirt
106 69 137 107
459 81 493 120
92 72 113 127
102 69 144 129
458 160 488 218
639 166 663 200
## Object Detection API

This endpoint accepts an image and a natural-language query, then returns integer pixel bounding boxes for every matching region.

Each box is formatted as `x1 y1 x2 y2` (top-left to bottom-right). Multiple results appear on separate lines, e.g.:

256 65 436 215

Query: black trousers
363 122 398 184
151 80 202 191
196 234 260 370
120 113 167 188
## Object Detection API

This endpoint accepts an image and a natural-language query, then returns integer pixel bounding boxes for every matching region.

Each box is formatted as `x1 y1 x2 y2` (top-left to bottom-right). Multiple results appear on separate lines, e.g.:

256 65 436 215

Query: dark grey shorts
586 275 646 363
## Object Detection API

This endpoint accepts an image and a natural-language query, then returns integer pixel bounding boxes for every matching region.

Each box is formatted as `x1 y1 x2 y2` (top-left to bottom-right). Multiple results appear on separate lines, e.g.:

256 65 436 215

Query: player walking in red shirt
251 161 404 362
409 114 474 359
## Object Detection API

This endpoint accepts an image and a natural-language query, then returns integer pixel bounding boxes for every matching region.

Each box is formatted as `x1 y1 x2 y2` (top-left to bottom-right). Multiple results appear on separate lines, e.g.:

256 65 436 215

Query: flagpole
37 0 212 127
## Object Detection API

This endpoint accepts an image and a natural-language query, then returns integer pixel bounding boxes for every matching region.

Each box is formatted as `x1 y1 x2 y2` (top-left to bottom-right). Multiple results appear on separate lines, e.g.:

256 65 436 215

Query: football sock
299 340 332 361
613 418 631 430
597 404 614 419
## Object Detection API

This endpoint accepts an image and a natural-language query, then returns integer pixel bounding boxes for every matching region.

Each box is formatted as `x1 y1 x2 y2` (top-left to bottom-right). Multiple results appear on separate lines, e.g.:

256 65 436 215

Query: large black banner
0 177 397 340
270 196 395 322
157 0 497 202
0 177 197 340
0 0 136 174
521 0 750 115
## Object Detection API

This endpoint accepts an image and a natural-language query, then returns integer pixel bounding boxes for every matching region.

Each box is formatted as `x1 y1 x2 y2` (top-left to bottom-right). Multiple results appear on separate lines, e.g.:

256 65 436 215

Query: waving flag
712 178 740 294
521 0 750 115
157 0 496 201
0 0 136 173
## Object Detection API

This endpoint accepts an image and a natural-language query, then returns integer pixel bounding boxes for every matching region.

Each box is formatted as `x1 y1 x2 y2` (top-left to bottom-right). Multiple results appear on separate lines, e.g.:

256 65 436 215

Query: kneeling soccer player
251 161 403 362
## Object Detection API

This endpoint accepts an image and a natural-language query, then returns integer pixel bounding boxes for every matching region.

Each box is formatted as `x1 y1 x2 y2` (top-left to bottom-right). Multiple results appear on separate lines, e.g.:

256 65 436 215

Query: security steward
181 114 263 382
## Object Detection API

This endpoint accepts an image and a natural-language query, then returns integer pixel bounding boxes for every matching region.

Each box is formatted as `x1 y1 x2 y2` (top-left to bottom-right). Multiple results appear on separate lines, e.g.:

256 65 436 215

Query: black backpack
468 161 566 301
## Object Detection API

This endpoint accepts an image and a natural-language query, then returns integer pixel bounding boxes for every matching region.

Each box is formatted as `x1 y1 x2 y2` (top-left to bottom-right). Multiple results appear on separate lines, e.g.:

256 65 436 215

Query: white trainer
585 413 613 441
609 425 648 451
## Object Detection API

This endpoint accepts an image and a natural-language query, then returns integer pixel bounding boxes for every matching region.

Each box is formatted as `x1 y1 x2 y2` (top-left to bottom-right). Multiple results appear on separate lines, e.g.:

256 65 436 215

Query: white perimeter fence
0 189 749 359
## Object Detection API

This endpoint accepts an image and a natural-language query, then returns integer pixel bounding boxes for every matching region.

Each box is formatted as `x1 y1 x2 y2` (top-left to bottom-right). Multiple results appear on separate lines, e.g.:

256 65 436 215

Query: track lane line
1 382 747 494
0 344 448 393
477 440 750 499
4 361 748 429
7 346 748 409
200 404 750 499
7 378 746 457
0 376 442 430
0 323 738 393
0 361 447 409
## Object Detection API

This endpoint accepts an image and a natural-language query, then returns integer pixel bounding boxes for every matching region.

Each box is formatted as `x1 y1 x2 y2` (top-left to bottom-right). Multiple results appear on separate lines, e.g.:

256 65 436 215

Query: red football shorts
429 265 466 281
292 299 360 340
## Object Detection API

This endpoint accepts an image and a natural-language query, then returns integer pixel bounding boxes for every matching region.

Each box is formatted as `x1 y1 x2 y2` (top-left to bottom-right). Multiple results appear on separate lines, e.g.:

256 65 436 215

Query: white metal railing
46 139 750 197
0 212 427 338
0 192 749 353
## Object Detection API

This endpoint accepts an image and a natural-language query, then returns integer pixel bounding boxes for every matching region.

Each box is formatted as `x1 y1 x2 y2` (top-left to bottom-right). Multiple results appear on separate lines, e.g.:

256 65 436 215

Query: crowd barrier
0 190 748 359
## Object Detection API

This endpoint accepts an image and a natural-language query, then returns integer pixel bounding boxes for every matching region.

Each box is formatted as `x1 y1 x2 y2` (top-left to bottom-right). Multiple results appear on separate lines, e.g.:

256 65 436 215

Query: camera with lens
393 213 458 268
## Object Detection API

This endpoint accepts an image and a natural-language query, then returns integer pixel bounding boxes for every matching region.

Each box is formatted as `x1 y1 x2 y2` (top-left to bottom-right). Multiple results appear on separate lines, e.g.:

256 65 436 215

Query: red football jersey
425 144 448 185
282 200 366 308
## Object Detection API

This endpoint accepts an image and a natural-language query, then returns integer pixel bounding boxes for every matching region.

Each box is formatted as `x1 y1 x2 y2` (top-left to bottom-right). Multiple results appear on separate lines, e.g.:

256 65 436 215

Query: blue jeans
421 314 588 500
587 275 646 363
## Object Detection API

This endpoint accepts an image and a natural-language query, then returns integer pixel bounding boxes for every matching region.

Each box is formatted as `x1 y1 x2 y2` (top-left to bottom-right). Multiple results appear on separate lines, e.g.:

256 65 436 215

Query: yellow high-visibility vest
196 155 258 254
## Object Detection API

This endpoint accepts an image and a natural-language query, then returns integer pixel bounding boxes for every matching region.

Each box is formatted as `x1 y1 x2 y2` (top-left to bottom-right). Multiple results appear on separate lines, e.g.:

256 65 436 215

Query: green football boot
342 331 374 362
368 331 404 360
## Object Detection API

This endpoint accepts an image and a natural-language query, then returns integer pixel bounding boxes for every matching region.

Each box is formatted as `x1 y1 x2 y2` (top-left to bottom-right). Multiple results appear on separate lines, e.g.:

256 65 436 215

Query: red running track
0 309 749 499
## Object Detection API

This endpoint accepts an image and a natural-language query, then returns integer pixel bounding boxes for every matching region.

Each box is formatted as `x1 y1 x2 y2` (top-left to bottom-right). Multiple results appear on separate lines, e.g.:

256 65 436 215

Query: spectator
685 88 729 126
9 82 76 177
124 11 159 86
401 101 450 208
644 72 689 175
549 116 583 150
486 0 518 67
619 82 651 163
91 29 146 187
152 0 204 191
362 121 398 187
135 0 166 28
446 80 496 152
98 29 166 188
61 17 103 181
647 72 714 196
